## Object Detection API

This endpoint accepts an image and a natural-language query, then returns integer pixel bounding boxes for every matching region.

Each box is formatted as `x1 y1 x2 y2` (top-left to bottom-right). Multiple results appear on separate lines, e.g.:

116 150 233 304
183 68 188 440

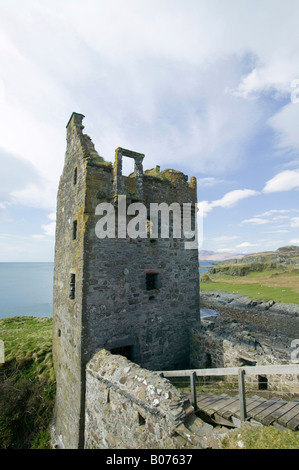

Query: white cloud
41 212 56 237
263 169 299 193
197 177 229 187
2 0 299 214
212 235 240 241
256 209 299 217
262 230 289 234
31 234 46 240
1 0 299 260
289 239 299 244
41 222 56 237
199 188 259 217
197 201 213 217
267 103 299 154
291 217 299 228
237 242 259 248
241 218 270 225
211 189 259 209
10 183 58 211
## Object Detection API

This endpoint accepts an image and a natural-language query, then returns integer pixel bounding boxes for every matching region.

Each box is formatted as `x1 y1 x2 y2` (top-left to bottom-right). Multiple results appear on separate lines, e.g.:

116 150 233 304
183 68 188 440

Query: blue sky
0 0 299 261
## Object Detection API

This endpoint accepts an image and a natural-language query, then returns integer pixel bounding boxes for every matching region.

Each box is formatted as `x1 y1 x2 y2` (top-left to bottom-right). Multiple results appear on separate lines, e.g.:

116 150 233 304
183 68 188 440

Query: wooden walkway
195 393 299 430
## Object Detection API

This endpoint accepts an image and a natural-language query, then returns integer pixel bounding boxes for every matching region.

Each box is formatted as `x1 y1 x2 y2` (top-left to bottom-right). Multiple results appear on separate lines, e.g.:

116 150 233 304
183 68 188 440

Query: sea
199 260 216 274
0 262 54 319
0 261 218 320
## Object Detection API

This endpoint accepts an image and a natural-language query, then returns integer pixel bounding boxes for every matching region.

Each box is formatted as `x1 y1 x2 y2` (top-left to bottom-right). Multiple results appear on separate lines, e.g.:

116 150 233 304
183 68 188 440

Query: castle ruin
52 113 201 449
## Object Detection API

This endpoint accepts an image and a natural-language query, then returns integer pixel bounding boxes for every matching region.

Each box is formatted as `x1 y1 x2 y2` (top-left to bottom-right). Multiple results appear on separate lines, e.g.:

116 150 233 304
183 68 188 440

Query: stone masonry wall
82 142 200 372
191 290 299 395
52 112 89 449
84 350 219 449
191 323 299 395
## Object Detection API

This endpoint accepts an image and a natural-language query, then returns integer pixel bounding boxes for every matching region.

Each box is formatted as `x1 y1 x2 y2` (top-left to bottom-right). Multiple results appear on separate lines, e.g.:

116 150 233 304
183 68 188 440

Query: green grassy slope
200 246 299 304
0 316 55 449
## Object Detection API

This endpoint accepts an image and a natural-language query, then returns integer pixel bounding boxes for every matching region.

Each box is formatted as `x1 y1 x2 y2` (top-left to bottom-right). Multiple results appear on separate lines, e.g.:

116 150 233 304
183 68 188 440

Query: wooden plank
262 401 288 426
277 404 299 427
205 396 237 414
269 402 299 423
220 397 260 420
216 398 240 419
244 398 267 413
234 398 266 418
286 413 299 431
198 395 228 413
213 413 237 427
222 400 245 420
214 397 240 414
204 396 233 415
249 399 282 420
196 394 217 406
254 400 287 424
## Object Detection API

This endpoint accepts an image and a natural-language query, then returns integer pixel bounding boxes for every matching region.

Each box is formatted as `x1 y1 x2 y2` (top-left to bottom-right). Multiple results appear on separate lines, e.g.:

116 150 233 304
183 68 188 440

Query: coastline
200 290 299 347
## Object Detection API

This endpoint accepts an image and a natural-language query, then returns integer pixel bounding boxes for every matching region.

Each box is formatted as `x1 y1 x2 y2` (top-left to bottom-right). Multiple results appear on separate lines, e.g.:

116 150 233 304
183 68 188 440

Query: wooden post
190 372 197 410
238 369 247 422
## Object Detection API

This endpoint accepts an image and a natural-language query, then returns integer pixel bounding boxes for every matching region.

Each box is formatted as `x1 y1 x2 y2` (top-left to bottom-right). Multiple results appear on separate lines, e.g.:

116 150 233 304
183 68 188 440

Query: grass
0 316 55 449
200 279 299 304
201 255 299 305
222 423 299 449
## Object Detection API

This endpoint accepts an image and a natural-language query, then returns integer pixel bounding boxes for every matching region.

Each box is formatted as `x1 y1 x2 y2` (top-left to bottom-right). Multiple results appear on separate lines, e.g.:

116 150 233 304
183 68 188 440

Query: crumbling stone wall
84 350 217 449
192 290 299 394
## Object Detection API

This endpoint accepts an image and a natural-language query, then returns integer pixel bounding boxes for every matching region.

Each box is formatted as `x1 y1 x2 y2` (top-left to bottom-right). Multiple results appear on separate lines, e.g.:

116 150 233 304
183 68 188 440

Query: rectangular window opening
73 220 77 240
205 353 212 368
110 345 132 360
122 156 135 177
146 273 158 291
258 375 268 390
73 167 78 185
69 273 75 299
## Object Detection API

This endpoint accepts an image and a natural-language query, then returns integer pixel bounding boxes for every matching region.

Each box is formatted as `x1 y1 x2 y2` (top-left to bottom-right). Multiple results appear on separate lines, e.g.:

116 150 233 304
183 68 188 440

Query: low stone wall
84 350 221 449
193 291 299 395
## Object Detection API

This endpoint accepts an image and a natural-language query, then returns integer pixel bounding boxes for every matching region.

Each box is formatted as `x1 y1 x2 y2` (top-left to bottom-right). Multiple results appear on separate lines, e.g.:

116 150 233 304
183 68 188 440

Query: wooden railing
161 364 299 422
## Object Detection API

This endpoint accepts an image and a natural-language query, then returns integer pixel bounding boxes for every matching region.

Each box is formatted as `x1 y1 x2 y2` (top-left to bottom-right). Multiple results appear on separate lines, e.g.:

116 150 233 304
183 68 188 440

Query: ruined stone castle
52 112 202 449
51 113 298 450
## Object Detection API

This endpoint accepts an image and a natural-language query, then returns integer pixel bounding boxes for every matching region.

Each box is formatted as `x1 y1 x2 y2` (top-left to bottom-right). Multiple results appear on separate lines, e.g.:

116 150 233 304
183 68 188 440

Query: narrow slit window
73 220 77 240
69 274 75 299
73 167 78 185
146 273 158 291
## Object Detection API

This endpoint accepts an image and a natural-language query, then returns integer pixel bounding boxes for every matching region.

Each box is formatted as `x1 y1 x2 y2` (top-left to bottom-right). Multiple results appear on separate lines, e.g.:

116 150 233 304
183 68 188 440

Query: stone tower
52 112 200 448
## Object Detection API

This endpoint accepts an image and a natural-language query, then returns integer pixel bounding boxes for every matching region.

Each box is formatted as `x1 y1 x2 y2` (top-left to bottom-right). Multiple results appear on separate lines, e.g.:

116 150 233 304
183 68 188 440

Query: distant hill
198 250 245 262
205 245 299 278
232 245 299 265
200 246 299 264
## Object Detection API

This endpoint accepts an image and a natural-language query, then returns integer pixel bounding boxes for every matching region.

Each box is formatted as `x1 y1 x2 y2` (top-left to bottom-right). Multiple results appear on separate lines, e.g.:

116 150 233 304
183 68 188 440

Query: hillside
0 316 55 449
230 245 299 265
200 246 299 304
